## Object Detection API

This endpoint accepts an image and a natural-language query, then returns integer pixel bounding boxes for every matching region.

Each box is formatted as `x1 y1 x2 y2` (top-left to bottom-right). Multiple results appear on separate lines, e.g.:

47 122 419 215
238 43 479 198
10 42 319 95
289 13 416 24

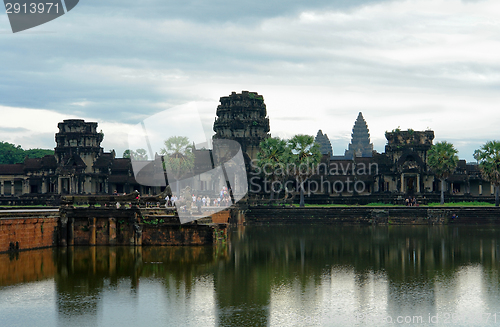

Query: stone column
401 174 405 193
0 181 4 195
450 182 454 194
417 175 420 193
479 183 483 195
108 218 117 245
491 184 495 195
68 218 74 246
11 181 15 196
58 177 62 194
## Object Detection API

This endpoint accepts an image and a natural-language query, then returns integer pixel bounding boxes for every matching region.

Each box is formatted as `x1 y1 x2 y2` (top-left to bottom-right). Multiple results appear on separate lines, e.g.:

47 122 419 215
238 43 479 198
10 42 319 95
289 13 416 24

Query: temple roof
345 112 373 159
315 130 333 158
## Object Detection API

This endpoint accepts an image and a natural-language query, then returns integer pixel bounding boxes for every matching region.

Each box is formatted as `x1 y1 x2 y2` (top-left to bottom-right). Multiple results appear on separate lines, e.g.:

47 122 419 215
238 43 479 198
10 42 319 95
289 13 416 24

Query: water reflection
0 226 500 326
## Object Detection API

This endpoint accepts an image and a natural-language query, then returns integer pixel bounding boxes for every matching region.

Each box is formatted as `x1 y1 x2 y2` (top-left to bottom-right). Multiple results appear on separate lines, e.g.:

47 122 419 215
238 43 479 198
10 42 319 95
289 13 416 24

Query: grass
365 202 402 206
291 203 351 207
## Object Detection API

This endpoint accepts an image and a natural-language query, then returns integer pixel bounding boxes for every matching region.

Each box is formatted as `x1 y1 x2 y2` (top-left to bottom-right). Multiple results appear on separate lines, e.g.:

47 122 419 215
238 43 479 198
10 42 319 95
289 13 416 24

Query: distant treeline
0 141 54 165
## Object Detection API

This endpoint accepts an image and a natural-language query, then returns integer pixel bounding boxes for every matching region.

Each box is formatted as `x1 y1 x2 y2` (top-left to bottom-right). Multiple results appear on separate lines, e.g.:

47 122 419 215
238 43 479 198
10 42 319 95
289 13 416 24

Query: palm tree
123 148 148 160
473 140 500 206
427 141 459 205
160 136 194 196
256 137 290 199
287 134 322 207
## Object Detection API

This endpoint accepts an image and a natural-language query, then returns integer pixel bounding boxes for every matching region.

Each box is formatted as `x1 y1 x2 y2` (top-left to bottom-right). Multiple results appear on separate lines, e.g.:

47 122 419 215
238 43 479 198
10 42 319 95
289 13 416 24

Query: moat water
1 225 500 327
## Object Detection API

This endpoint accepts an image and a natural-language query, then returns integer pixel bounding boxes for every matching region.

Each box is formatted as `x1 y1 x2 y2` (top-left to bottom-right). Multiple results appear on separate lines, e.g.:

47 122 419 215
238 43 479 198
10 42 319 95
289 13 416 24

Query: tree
0 142 24 164
474 140 500 206
287 134 322 207
134 149 148 160
123 149 134 158
24 148 54 159
123 149 148 160
427 141 459 205
256 137 291 199
160 136 194 196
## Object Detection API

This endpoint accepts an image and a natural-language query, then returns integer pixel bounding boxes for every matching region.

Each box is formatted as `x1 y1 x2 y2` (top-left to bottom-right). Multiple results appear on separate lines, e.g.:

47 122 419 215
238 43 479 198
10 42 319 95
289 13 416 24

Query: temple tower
55 119 103 170
315 130 333 158
344 112 373 159
213 91 270 160
54 120 105 194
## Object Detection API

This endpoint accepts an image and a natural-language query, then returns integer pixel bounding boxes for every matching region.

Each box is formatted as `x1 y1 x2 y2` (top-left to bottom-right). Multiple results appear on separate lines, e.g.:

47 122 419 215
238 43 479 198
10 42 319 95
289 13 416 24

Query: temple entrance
406 176 416 195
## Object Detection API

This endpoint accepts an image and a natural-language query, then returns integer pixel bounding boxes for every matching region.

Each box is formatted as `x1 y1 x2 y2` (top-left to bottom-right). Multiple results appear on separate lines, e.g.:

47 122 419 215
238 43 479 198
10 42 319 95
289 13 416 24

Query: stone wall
240 206 500 225
0 212 58 253
142 224 214 246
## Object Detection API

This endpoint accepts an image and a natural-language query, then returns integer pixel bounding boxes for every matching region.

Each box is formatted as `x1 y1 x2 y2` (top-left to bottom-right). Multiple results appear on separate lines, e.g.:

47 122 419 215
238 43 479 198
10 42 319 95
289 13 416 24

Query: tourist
196 196 202 214
206 196 210 207
202 196 206 207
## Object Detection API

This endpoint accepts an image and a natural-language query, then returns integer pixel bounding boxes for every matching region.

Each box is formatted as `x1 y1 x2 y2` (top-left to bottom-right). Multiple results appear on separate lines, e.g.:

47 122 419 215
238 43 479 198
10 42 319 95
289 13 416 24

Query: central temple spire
344 112 373 159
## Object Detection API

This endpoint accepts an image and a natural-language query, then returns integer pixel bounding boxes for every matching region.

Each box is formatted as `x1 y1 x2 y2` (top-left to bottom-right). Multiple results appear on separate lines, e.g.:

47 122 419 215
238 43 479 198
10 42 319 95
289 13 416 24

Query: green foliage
255 137 291 199
255 134 321 205
474 141 500 186
160 136 194 180
24 148 54 159
0 142 24 164
474 140 500 206
256 137 290 180
0 141 54 164
365 202 401 206
143 218 165 225
123 149 132 158
287 134 322 182
123 148 148 160
428 141 459 205
248 93 263 101
427 141 459 180
287 134 322 207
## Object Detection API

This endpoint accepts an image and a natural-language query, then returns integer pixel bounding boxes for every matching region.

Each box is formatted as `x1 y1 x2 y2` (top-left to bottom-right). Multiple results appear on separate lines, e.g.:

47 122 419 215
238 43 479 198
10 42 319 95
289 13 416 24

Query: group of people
405 196 418 206
164 195 179 207
164 186 233 210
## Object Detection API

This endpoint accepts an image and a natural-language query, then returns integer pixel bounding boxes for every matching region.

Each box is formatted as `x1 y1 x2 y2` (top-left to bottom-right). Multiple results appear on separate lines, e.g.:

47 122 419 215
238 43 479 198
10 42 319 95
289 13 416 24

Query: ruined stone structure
344 112 373 159
315 130 333 158
213 91 270 160
0 119 144 199
0 93 497 204
380 129 435 194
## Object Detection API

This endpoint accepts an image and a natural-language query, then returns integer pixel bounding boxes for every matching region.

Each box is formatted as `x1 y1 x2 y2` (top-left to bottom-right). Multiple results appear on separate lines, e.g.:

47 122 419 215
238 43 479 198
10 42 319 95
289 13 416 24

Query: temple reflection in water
1 226 500 326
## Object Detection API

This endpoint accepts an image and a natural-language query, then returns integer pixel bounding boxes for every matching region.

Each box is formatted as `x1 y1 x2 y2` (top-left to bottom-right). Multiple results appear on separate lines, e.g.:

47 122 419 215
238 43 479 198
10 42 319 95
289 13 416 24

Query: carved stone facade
0 119 143 197
0 95 496 203
344 112 373 159
213 91 270 160
380 130 435 195
315 130 333 158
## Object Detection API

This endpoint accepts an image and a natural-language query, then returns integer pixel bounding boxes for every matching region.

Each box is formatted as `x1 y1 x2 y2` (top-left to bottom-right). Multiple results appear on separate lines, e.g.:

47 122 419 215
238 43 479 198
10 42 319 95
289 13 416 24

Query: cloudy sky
1 0 500 161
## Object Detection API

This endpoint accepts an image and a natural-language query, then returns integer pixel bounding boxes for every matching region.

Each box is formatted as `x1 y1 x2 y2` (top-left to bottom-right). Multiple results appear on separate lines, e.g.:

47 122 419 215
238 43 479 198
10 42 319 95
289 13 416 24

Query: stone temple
344 112 373 159
0 92 497 205
213 91 270 160
315 130 333 158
